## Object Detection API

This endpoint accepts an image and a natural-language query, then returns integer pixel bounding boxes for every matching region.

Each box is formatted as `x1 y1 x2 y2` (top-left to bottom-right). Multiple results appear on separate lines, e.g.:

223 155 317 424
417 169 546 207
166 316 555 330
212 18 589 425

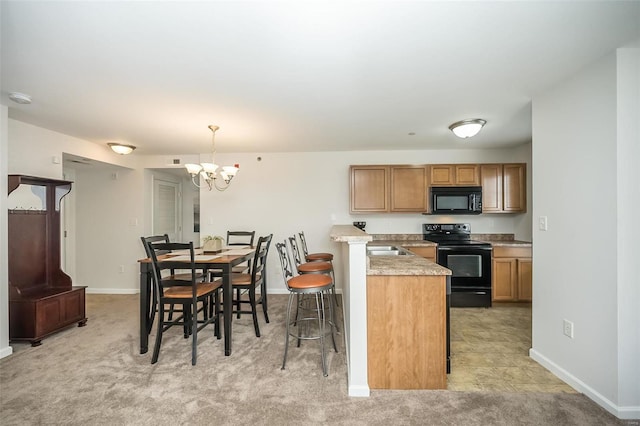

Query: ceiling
2 1 639 156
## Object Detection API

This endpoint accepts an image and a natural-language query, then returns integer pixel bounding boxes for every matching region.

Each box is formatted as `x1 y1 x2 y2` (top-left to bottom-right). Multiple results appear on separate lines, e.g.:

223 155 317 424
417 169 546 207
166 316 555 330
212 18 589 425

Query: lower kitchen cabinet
492 246 532 302
405 246 437 262
367 274 447 389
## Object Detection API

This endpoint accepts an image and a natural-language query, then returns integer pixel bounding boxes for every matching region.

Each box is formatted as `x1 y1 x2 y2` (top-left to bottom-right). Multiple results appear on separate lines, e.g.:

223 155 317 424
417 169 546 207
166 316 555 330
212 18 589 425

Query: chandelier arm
213 178 230 191
190 175 202 188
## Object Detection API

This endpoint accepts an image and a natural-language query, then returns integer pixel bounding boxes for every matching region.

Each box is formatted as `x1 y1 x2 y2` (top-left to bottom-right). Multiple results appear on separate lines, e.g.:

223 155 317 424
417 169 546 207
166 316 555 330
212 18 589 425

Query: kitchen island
330 225 450 396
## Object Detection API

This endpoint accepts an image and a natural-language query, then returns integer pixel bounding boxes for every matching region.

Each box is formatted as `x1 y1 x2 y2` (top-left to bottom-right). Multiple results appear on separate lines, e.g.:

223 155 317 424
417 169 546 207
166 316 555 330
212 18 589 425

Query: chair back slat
275 241 295 287
288 236 303 268
227 230 255 246
144 241 197 298
298 231 310 258
251 234 272 285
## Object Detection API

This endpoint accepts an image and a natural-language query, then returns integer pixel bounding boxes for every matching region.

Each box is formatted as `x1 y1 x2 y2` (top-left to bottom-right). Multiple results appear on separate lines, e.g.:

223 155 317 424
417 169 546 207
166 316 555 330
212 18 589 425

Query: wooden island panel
367 275 447 389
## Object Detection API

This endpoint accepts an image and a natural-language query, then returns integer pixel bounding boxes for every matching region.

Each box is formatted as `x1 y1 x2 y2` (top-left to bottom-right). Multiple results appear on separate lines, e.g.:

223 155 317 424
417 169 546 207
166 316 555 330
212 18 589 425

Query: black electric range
423 223 492 308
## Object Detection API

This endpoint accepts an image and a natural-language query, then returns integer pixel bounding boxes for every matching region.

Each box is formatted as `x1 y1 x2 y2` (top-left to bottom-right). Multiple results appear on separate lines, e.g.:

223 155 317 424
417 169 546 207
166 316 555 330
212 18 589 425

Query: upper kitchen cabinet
480 163 527 213
429 164 479 186
390 166 428 212
350 165 428 213
350 165 389 213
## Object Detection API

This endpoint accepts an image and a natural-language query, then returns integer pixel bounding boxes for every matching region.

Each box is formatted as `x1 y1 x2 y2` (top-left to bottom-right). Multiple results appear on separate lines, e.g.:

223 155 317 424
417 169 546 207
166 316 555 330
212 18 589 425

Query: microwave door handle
471 194 479 211
469 194 475 210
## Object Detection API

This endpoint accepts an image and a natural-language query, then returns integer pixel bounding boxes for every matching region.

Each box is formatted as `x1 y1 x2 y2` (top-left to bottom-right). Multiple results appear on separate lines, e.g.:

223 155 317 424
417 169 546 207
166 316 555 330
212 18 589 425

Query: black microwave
429 186 483 215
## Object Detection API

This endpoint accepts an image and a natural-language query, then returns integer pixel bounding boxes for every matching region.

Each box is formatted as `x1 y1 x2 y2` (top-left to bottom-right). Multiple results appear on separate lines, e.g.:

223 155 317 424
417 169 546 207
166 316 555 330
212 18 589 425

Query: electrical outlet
563 319 574 338
119 265 125 273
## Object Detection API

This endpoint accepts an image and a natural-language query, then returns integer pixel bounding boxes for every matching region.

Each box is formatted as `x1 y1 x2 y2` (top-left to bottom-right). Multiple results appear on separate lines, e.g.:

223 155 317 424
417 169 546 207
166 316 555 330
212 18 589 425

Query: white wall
74 166 144 293
531 49 639 418
615 47 640 414
0 105 11 358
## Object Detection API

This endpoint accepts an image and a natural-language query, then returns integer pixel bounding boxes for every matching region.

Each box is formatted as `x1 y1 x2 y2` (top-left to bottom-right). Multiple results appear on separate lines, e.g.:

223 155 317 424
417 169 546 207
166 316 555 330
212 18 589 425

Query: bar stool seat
305 252 333 262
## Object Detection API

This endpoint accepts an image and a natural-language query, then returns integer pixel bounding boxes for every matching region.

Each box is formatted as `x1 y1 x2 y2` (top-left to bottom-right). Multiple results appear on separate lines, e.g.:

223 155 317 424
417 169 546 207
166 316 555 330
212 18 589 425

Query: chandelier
185 125 239 191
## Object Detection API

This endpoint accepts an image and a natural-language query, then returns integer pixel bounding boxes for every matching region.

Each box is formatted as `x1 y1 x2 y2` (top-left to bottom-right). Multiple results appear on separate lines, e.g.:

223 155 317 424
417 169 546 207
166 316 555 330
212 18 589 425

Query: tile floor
447 302 577 393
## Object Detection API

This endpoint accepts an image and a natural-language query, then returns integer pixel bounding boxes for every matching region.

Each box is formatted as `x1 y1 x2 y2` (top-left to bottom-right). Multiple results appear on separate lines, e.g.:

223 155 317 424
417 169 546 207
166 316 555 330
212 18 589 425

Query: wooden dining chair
230 234 273 337
226 230 256 316
145 241 221 365
141 235 205 332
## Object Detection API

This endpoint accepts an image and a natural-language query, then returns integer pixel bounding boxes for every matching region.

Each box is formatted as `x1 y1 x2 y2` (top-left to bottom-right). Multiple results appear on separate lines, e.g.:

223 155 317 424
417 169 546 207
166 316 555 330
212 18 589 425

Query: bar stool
298 231 338 307
298 231 334 263
275 241 336 377
289 236 339 333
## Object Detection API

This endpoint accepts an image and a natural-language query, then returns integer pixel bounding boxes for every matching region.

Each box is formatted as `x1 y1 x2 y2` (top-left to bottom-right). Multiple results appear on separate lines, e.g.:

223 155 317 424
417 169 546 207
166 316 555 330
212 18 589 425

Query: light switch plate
539 216 548 231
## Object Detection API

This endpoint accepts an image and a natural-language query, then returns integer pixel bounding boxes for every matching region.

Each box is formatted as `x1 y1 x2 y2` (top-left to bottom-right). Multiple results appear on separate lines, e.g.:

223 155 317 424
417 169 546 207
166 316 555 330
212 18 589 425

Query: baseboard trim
348 385 370 397
85 288 140 295
0 345 13 359
530 348 639 420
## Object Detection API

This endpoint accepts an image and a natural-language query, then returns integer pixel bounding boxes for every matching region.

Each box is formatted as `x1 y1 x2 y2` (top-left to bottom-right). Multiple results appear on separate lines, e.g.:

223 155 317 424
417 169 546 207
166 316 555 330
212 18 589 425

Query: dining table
137 247 256 356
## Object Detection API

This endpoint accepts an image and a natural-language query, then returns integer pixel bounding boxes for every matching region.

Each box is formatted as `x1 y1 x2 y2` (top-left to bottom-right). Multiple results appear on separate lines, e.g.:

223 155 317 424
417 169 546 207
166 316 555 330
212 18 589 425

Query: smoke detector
8 92 32 105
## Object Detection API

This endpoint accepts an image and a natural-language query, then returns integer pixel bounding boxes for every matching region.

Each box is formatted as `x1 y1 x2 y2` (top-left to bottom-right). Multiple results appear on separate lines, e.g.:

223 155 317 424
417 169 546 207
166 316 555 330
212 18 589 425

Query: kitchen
1 1 638 421
332 161 534 394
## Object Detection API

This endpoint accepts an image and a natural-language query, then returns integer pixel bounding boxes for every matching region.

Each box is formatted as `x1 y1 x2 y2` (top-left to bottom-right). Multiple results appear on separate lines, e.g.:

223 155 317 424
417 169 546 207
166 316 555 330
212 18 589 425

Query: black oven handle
438 246 492 252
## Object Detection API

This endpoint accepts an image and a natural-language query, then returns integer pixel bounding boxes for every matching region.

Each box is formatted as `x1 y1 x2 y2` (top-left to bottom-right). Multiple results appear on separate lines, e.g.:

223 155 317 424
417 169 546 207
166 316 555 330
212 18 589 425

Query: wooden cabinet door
503 164 526 212
517 259 532 301
454 165 479 185
350 166 389 213
390 166 428 212
406 246 437 262
492 258 517 301
429 165 454 186
480 164 503 212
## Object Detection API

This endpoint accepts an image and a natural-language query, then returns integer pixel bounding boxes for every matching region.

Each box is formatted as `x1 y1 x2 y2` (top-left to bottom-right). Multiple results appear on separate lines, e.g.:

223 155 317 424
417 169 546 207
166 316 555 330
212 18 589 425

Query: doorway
152 177 182 242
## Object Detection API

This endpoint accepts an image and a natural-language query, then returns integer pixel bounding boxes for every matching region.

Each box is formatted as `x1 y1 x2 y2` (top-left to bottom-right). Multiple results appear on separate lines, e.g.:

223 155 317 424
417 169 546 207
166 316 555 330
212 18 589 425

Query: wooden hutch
7 175 87 346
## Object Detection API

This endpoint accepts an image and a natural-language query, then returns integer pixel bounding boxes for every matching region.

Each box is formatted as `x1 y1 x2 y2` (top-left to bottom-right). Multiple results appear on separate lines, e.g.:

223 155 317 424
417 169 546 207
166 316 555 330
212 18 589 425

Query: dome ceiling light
448 119 487 138
8 92 32 104
108 143 136 155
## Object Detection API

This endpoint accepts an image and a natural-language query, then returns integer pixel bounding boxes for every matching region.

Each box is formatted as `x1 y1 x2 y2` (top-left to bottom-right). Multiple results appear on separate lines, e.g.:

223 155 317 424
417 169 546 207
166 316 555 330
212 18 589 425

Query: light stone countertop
370 239 438 248
330 225 373 243
367 254 451 276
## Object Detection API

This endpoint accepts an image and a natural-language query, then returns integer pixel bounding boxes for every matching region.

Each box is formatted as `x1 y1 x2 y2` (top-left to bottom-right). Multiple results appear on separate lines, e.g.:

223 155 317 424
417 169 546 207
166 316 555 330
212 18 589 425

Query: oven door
437 246 492 307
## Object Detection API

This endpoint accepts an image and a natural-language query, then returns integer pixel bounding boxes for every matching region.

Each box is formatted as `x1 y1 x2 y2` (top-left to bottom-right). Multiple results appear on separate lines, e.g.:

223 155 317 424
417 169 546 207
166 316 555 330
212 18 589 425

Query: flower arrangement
202 235 224 252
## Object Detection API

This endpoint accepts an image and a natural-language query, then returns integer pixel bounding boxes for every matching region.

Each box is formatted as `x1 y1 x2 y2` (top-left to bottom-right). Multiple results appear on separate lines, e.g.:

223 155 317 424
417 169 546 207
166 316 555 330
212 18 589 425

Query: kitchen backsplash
370 233 516 241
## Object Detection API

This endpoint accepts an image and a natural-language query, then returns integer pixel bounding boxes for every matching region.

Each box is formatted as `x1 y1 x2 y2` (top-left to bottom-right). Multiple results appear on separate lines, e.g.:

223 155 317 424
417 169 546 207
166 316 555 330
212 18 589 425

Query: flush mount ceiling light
449 119 487 138
8 92 32 104
185 125 239 192
108 143 136 155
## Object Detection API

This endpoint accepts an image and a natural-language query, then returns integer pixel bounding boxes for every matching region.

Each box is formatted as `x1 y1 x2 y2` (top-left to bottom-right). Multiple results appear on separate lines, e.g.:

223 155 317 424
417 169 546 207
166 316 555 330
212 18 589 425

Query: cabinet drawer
493 246 531 258
406 246 437 261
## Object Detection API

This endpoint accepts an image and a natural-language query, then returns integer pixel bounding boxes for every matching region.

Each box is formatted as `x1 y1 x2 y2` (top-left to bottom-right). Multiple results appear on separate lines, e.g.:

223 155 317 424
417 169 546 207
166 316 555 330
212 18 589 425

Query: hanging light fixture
448 119 486 138
185 125 239 191
108 142 136 155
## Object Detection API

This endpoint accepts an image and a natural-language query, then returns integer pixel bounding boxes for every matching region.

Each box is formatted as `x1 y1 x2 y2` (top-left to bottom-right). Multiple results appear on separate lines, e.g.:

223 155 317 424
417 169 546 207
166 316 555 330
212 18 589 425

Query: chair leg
191 302 198 366
316 292 328 377
183 303 190 338
261 281 269 323
151 302 165 364
281 292 294 370
215 290 221 339
236 288 242 319
249 288 260 337
327 289 338 353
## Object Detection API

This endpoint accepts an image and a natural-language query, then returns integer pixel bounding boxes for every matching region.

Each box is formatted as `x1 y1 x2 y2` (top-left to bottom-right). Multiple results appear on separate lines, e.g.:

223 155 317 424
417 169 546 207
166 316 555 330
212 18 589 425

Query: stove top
422 223 491 248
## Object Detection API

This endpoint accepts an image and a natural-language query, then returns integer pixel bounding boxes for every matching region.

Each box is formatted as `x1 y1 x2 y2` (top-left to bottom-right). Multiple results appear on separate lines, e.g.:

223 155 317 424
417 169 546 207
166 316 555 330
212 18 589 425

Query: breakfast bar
330 225 451 396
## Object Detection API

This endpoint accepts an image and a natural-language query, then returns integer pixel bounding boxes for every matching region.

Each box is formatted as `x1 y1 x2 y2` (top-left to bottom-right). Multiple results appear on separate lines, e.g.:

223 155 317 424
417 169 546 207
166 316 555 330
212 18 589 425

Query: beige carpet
0 294 625 425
